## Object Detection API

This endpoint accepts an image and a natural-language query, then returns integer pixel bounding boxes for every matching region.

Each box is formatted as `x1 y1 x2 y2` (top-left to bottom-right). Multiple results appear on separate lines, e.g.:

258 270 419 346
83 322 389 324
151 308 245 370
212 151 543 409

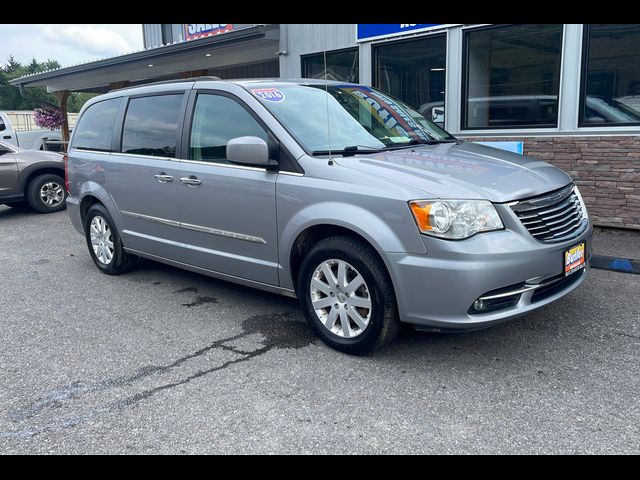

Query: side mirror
0 119 6 132
227 136 270 166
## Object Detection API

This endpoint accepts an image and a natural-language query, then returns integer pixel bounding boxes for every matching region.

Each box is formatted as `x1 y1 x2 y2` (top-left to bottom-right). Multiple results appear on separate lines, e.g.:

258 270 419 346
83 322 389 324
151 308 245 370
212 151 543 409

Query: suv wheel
297 236 400 355
84 204 137 275
27 174 67 213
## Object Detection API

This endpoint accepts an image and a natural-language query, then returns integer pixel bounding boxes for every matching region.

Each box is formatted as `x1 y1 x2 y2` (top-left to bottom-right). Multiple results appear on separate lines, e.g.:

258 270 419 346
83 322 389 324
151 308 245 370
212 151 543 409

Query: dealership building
12 24 640 229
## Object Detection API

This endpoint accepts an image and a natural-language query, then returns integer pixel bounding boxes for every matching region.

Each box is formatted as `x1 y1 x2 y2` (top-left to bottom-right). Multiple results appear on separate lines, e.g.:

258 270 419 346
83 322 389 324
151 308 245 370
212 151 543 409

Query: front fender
278 201 427 290
18 161 64 192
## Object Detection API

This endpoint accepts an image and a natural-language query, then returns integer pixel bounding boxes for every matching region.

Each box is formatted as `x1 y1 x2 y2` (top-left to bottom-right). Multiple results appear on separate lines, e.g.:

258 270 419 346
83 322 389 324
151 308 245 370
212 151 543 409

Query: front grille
510 184 588 244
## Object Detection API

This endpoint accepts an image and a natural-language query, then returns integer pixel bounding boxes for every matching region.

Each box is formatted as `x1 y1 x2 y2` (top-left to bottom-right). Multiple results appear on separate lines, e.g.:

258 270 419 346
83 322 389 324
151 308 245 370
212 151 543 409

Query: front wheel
27 174 67 213
297 236 400 355
84 204 137 275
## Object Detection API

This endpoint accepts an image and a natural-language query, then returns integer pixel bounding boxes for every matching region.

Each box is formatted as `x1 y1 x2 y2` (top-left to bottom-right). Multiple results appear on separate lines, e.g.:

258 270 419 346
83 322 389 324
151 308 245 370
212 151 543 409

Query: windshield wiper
383 138 458 151
311 145 383 157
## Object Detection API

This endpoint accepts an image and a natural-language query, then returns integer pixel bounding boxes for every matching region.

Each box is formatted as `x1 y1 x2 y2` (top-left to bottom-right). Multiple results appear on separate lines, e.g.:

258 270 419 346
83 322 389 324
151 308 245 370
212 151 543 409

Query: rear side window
189 94 268 163
121 94 184 158
71 98 120 151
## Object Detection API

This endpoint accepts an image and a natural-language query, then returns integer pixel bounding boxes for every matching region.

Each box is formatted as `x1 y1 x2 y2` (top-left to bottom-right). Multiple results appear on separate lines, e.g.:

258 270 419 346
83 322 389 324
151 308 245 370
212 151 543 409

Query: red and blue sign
184 24 234 41
356 24 447 42
251 88 285 103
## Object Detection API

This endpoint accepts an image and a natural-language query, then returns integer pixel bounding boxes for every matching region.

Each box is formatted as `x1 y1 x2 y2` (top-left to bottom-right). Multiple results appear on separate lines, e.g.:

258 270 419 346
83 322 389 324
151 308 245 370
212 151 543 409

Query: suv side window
189 93 269 164
121 94 184 158
71 98 120 151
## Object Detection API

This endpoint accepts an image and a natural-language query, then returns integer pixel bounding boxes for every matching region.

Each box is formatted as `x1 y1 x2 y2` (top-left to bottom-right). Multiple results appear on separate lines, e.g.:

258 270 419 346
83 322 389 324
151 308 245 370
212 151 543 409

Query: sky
0 24 143 68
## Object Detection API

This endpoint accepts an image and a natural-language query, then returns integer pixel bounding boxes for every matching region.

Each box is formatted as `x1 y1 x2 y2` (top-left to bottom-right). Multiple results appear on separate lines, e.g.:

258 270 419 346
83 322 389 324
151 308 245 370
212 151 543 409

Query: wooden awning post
54 90 70 148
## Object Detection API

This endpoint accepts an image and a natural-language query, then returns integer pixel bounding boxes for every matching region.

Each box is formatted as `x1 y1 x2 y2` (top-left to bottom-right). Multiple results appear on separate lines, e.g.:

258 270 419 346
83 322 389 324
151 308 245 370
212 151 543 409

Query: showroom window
121 94 184 158
301 48 359 83
462 24 563 129
373 35 446 126
580 24 640 126
71 98 120 151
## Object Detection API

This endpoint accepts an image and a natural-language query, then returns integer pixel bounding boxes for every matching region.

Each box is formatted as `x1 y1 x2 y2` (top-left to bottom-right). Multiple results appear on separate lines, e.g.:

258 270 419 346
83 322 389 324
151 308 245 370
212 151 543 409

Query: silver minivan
66 78 592 354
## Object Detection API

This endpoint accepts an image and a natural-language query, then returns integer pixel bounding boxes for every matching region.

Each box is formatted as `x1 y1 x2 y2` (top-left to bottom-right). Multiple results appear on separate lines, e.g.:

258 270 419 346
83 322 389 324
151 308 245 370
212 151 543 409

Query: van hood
333 140 572 203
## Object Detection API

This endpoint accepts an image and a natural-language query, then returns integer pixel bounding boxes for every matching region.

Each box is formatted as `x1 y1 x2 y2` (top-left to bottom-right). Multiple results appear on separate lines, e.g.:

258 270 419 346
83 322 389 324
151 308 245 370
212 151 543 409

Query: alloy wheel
309 259 372 338
89 216 114 265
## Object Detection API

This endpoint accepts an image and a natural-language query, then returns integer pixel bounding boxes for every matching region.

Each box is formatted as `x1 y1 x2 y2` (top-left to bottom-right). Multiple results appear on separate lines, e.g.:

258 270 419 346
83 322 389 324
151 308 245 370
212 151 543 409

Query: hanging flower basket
33 105 65 130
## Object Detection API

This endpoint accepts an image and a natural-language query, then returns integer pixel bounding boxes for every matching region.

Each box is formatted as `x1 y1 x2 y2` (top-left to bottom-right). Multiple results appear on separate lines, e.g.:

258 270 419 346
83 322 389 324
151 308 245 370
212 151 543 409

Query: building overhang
10 24 280 93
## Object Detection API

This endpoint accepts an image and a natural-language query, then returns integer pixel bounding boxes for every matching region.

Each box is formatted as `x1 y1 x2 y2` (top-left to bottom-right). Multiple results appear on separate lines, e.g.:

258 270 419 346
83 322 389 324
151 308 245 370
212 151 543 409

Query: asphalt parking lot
0 205 638 454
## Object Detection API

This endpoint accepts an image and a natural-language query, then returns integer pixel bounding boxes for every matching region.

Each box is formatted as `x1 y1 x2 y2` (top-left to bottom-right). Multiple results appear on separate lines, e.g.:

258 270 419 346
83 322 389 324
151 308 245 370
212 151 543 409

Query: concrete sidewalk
592 227 640 260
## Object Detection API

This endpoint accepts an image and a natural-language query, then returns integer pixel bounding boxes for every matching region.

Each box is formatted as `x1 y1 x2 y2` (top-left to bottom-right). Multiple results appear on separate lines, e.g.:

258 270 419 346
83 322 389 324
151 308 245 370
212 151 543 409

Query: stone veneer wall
464 136 640 230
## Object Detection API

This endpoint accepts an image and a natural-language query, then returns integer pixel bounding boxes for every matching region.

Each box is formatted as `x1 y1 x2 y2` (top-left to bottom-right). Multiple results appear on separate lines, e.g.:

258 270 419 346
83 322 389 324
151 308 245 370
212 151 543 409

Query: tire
84 204 137 275
297 236 400 355
26 174 67 213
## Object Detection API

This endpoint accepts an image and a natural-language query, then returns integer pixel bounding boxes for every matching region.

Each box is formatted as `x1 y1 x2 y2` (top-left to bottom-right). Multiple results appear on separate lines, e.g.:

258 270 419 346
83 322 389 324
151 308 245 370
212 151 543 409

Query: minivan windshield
248 84 455 154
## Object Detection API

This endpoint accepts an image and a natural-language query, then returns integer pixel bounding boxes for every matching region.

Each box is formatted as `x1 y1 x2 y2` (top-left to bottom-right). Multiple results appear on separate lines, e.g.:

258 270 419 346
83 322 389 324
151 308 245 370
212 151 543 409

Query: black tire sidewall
84 204 126 274
27 174 67 213
298 239 390 354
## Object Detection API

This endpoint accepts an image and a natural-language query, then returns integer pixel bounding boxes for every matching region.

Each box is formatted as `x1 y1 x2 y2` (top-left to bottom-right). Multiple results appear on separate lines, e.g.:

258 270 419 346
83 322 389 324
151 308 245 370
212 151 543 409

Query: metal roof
9 24 279 93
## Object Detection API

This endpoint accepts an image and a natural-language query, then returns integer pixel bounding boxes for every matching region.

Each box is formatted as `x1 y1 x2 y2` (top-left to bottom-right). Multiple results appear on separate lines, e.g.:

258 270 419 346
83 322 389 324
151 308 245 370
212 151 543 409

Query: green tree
0 56 94 113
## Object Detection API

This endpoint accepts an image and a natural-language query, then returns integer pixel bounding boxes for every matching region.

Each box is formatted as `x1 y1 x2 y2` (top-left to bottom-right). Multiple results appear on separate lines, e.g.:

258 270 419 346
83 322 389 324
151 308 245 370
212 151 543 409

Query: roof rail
114 76 222 92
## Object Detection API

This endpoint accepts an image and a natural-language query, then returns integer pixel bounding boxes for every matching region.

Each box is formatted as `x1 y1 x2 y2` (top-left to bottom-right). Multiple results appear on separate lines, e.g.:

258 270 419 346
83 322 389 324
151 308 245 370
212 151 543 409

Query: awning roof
10 24 280 93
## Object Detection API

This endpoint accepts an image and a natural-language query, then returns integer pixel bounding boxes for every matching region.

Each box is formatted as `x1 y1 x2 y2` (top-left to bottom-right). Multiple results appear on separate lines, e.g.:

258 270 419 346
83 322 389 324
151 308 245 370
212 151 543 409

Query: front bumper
386 219 593 331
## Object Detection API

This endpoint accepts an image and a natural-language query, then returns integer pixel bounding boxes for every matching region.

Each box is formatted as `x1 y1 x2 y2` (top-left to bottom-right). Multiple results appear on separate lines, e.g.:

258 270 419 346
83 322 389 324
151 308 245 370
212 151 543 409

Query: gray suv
66 78 592 354
0 140 67 213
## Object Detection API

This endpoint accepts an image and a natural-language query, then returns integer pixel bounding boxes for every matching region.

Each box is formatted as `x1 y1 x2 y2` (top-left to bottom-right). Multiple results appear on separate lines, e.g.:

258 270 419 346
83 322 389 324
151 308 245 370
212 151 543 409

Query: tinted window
121 94 184 157
581 24 640 126
463 24 563 129
189 94 268 163
71 98 120 151
374 35 446 126
302 49 359 83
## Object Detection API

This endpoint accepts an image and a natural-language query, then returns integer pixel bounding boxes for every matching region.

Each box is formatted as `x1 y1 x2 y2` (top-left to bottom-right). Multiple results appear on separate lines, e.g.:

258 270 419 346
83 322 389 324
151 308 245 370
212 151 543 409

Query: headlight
409 199 504 239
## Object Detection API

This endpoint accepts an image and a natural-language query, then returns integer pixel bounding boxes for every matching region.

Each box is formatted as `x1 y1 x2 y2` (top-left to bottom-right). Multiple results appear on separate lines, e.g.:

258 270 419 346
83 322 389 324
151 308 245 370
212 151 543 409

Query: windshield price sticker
252 88 285 102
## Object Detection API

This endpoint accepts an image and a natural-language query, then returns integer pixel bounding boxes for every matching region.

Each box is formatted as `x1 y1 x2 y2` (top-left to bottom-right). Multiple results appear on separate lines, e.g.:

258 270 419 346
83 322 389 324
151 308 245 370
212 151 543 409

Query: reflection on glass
122 95 184 157
302 49 359 83
373 35 446 126
463 24 563 129
190 94 268 163
252 84 454 153
72 99 119 151
582 24 640 125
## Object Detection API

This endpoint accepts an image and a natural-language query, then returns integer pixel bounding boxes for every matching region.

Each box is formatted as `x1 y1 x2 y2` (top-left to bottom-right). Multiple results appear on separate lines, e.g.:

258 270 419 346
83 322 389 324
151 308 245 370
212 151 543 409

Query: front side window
189 94 268 163
462 24 563 129
71 98 120 151
121 94 184 158
374 35 447 126
301 49 359 83
580 24 640 126
249 84 454 154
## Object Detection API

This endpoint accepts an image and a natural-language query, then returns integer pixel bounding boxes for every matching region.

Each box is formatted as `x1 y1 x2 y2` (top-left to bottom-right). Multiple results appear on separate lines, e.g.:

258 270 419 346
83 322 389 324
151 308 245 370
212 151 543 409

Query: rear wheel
27 174 67 213
297 236 400 355
84 204 137 275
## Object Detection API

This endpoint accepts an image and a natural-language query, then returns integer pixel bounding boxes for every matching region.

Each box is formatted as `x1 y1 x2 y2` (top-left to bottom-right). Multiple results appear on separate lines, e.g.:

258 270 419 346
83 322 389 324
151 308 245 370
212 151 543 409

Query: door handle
2 135 11 139
154 173 174 183
180 176 202 187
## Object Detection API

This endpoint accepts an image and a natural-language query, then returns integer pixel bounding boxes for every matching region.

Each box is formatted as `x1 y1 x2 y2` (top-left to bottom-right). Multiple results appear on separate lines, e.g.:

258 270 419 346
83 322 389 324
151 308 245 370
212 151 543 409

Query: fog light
473 299 485 311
